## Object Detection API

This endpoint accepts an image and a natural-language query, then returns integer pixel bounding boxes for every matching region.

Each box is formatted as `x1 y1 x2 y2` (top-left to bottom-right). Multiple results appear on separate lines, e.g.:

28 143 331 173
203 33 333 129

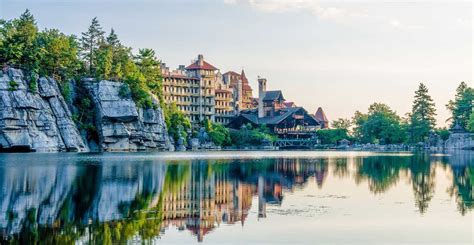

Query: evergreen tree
0 9 39 71
35 29 80 80
135 48 164 103
409 83 437 143
80 17 105 75
447 82 473 129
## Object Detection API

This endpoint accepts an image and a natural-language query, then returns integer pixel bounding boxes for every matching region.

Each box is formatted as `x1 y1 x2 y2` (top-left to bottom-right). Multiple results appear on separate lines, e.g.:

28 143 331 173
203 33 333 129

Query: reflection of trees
448 165 473 216
332 158 349 178
354 156 409 194
409 154 435 214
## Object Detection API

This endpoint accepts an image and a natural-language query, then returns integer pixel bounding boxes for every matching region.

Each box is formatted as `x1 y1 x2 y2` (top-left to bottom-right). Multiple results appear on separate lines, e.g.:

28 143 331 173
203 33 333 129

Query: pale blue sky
1 0 472 126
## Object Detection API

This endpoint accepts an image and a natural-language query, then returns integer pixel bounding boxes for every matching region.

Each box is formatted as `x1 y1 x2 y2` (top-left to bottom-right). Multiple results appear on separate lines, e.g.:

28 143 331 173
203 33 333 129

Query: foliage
468 113 474 133
60 81 72 103
316 128 351 145
164 103 191 144
80 17 105 75
0 9 39 72
135 48 164 104
435 128 450 141
28 73 38 92
230 124 277 146
352 103 407 144
447 82 473 129
8 80 19 91
331 118 352 130
409 83 437 143
35 29 81 80
205 120 231 146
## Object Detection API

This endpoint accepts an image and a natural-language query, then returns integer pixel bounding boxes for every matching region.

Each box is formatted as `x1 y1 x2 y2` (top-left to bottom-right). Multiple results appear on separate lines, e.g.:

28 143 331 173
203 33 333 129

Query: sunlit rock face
0 163 78 234
0 68 88 152
83 80 171 151
0 160 167 235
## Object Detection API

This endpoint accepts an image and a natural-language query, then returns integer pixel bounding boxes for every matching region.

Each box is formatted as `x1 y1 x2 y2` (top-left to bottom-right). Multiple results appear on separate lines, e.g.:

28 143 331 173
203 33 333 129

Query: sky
1 0 472 127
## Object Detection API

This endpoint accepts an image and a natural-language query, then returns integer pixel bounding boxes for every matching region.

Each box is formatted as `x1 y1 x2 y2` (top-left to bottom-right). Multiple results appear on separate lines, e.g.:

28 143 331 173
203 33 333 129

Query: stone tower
258 77 267 118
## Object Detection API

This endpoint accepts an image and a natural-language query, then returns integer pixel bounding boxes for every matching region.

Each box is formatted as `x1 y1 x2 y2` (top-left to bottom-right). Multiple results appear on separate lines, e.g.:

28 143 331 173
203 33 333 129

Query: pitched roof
314 107 328 123
186 60 217 70
223 71 240 76
263 90 285 101
238 107 317 125
241 69 248 84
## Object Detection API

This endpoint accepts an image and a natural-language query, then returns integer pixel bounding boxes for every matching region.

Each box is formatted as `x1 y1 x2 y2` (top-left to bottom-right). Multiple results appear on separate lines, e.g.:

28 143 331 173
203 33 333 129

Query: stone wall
0 68 87 152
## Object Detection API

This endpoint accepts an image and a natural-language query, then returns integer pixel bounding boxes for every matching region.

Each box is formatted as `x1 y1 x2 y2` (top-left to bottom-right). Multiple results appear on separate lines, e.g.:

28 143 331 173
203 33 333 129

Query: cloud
223 0 353 20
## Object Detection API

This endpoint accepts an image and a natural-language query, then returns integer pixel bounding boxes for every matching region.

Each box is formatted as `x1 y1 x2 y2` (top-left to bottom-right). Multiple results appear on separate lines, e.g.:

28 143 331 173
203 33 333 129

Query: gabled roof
223 71 240 76
314 107 328 123
186 60 217 70
263 90 284 101
237 107 318 126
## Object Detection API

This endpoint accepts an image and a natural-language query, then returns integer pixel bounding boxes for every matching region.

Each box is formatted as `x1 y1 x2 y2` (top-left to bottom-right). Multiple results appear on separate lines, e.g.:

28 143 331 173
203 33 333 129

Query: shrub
8 80 19 91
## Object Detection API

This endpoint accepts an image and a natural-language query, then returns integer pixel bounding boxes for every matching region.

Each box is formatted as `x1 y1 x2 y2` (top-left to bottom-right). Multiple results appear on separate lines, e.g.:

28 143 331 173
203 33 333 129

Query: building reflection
0 153 472 243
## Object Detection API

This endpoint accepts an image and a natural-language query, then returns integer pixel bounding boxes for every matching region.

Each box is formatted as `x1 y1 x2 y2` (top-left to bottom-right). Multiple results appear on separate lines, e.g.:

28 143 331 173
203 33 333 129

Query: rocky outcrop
84 80 171 151
0 68 87 152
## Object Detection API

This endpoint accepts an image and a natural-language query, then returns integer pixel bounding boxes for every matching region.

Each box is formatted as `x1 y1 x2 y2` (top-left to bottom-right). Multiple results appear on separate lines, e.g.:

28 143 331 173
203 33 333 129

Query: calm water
0 151 472 244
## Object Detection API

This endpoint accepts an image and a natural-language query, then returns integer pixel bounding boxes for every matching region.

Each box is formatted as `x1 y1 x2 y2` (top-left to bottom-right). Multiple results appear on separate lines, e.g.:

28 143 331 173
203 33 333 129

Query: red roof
242 84 252 91
186 60 217 70
223 71 240 76
314 107 328 122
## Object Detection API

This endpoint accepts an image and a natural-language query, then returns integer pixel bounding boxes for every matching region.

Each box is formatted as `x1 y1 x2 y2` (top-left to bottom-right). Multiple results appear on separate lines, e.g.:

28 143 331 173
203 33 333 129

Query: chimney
197 54 204 66
258 77 267 118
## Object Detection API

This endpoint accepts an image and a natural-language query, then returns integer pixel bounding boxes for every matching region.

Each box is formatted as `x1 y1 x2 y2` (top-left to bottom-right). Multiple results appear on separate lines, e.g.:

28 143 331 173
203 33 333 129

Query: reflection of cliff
1 154 472 243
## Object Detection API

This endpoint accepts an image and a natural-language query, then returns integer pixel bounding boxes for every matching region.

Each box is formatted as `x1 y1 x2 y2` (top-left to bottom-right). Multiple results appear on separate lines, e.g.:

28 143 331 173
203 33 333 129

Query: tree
409 83 437 143
80 17 105 75
468 113 474 133
331 118 351 130
447 82 473 129
0 9 39 71
316 129 350 145
135 48 164 103
352 103 406 144
35 29 80 80
164 103 191 144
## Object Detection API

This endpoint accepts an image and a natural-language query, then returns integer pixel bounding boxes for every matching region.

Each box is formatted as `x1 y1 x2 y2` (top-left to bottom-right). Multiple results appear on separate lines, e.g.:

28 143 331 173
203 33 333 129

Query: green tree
95 44 113 80
409 83 437 143
35 29 80 80
447 82 473 129
164 103 191 144
468 113 474 132
316 129 350 145
0 9 39 71
352 103 406 144
135 48 164 104
207 122 231 146
80 17 105 75
331 118 351 130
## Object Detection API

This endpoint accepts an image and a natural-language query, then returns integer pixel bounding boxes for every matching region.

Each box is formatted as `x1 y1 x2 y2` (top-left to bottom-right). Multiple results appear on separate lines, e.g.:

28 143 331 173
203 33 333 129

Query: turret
258 77 267 118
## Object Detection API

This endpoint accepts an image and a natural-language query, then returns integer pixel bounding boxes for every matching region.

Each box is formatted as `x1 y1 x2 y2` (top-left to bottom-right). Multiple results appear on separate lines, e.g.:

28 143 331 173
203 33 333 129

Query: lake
0 151 472 244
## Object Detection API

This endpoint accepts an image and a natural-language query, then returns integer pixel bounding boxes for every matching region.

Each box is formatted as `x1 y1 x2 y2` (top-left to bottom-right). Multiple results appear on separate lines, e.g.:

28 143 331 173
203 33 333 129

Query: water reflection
0 152 472 243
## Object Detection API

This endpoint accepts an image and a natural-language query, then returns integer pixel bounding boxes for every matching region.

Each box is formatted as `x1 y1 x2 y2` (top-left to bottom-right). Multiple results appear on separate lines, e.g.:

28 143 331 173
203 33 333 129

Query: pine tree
447 82 473 129
410 83 437 142
106 28 120 47
80 17 105 75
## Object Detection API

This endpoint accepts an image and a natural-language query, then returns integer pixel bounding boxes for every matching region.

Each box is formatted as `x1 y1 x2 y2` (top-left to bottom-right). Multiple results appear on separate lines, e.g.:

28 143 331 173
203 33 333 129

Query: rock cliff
83 80 171 152
0 68 171 152
0 68 87 152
